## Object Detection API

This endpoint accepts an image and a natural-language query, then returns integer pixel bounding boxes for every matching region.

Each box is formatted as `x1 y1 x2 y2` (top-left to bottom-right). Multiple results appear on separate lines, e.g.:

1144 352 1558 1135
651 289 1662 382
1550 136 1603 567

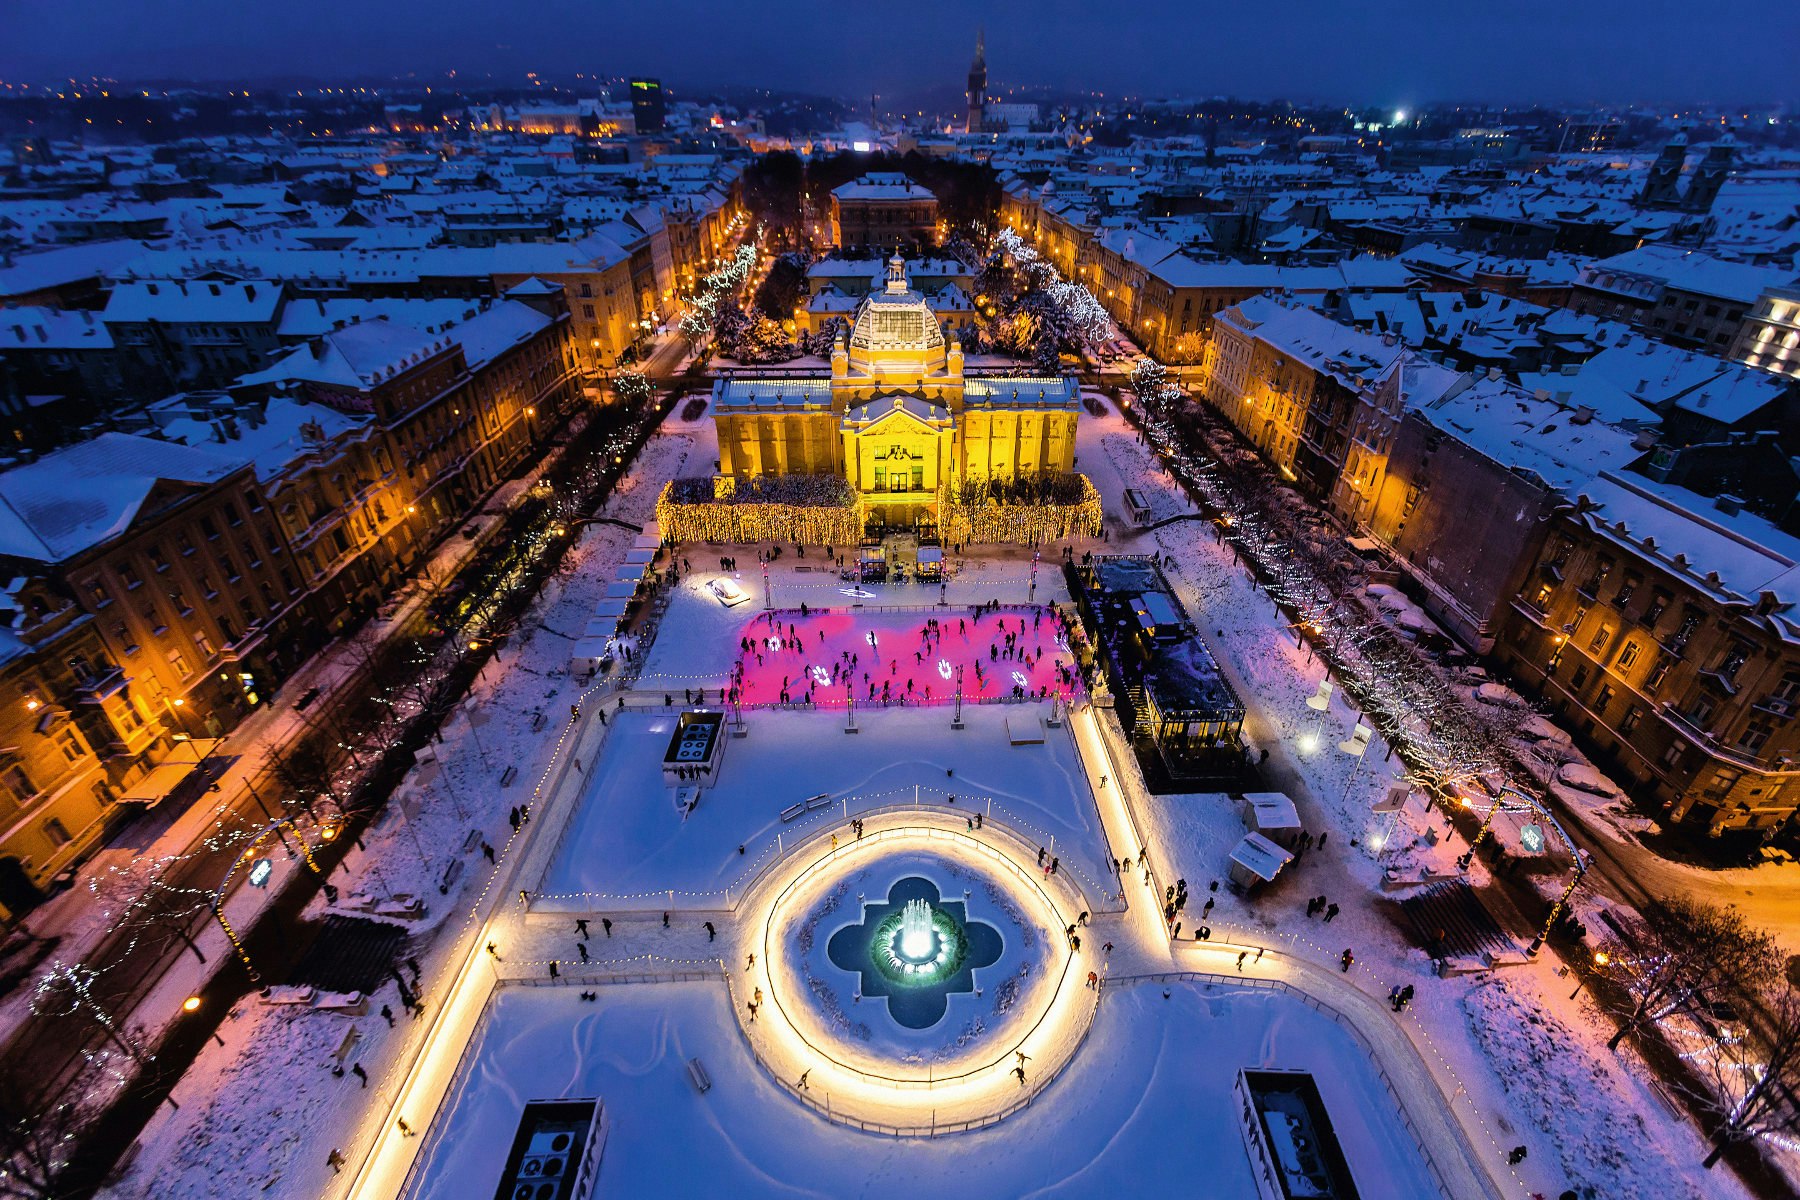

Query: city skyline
2 0 1796 107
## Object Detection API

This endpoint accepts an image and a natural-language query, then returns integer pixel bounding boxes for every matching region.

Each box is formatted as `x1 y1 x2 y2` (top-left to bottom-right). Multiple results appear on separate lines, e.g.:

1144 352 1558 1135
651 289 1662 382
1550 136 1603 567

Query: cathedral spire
966 29 988 135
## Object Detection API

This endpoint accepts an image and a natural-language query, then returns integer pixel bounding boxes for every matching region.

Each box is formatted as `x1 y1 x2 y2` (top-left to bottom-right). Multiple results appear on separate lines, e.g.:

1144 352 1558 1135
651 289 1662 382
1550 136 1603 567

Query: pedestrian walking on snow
380 1005 395 1027
705 922 715 941
351 1063 367 1087
1324 903 1340 923
577 942 589 962
1340 949 1354 973
602 917 613 937
1237 951 1247 972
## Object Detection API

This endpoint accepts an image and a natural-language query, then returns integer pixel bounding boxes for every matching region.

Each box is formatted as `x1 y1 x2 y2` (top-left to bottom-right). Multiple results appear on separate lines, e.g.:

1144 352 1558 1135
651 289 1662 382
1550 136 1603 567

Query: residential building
830 174 941 253
1500 474 1800 834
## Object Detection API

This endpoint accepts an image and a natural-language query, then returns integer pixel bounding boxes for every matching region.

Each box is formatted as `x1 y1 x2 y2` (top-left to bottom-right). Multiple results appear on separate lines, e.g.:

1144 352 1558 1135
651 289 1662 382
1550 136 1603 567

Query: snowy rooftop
712 378 834 411
0 239 142 300
1580 244 1798 304
1415 375 1640 492
832 173 935 202
154 396 368 484
1218 296 1406 386
0 305 115 351
0 432 243 563
1571 471 1800 620
103 278 284 324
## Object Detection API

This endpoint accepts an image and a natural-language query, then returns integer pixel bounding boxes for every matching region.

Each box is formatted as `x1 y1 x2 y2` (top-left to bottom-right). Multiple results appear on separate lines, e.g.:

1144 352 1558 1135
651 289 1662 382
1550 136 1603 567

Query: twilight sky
2 0 1793 105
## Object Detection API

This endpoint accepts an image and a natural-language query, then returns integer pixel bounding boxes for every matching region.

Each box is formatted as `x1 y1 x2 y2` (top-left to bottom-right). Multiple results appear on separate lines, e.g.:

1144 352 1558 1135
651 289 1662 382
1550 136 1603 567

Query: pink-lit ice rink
728 607 1080 707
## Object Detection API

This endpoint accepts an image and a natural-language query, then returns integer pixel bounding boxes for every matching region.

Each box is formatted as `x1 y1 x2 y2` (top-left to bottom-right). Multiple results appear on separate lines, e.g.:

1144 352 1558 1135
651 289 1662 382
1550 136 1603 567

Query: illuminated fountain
894 898 940 969
829 876 1002 1029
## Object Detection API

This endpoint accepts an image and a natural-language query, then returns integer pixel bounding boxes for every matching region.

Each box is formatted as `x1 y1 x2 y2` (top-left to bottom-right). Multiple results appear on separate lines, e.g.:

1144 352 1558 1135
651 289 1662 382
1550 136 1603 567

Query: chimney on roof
1715 494 1743 517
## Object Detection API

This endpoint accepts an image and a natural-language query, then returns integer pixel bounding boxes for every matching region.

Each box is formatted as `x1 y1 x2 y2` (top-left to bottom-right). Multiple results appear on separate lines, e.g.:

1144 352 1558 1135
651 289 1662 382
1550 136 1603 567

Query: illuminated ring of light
743 818 1093 1114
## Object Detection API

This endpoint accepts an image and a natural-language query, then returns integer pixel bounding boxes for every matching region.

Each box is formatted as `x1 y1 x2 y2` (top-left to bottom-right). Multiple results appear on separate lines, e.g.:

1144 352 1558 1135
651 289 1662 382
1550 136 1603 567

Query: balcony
72 665 128 703
1753 695 1798 720
1699 668 1742 698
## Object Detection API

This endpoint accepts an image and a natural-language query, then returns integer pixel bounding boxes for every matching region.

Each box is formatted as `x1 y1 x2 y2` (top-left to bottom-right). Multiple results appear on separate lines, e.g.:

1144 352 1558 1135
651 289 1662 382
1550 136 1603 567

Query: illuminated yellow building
711 256 1081 531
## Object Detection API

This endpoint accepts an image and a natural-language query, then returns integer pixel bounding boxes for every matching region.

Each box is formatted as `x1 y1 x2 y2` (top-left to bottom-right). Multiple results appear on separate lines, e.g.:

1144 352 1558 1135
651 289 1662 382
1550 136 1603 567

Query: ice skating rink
407 978 1442 1199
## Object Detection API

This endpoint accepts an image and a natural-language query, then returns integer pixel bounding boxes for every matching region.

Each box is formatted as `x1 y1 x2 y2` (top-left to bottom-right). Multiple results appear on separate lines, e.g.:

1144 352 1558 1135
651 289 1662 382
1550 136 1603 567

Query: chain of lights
655 478 865 546
938 473 1103 547
679 242 760 342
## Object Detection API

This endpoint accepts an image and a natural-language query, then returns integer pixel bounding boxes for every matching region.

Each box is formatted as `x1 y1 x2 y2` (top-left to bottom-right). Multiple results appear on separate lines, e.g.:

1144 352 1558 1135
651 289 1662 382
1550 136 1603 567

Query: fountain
897 898 935 962
827 875 1005 1030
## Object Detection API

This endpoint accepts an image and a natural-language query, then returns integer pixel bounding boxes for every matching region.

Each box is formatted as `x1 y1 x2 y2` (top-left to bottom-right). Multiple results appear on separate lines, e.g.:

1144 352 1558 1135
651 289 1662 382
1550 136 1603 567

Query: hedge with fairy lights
657 475 866 544
939 472 1102 546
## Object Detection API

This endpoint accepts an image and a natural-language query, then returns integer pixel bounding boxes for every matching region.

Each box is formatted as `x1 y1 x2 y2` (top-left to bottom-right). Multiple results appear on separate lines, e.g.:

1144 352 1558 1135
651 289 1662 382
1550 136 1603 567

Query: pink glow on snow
728 608 1080 707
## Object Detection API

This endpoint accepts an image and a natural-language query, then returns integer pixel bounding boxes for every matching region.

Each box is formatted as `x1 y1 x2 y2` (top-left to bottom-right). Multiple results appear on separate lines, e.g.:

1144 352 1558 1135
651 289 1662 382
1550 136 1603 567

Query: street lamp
1570 950 1610 1000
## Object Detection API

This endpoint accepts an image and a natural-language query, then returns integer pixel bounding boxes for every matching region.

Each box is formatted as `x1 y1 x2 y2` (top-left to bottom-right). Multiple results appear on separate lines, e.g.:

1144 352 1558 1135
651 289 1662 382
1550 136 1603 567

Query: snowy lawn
406 978 1443 1200
1461 971 1720 1200
535 706 1112 909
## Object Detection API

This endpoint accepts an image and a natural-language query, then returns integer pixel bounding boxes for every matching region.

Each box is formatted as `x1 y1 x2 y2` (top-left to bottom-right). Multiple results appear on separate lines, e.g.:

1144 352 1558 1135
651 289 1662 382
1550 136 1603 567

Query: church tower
966 30 987 135
1639 134 1688 209
1682 133 1735 213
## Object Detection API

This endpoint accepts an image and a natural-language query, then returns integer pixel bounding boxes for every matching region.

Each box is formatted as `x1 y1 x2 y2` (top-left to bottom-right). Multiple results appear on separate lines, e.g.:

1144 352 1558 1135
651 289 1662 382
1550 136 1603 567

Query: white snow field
406 978 1444 1200
535 706 1113 911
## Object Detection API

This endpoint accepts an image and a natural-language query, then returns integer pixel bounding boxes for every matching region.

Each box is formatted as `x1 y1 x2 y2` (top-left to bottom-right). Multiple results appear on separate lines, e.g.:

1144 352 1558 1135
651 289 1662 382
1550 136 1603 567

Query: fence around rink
748 819 1101 1092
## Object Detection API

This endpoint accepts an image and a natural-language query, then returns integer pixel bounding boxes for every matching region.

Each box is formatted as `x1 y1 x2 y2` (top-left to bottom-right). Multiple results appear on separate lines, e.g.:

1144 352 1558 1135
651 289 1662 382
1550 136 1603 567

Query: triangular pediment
851 394 948 435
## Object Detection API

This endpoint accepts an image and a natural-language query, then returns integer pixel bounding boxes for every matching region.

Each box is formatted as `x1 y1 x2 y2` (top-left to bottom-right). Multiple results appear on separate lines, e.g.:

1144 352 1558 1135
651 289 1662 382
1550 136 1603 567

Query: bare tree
1687 968 1800 1168
1598 899 1776 1052
0 1076 80 1200
87 853 244 967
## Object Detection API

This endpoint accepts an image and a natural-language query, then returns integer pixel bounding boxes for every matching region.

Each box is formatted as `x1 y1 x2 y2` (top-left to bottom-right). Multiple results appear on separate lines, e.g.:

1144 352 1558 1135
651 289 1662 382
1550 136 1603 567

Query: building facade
711 256 1080 532
1499 475 1800 834
829 175 941 254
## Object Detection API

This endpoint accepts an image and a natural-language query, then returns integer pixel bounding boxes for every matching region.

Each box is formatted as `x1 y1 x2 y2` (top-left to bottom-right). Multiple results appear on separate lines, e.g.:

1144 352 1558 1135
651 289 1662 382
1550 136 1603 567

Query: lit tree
1685 970 1800 1168
30 963 150 1071
1596 899 1775 1052
0 1064 81 1200
613 370 653 408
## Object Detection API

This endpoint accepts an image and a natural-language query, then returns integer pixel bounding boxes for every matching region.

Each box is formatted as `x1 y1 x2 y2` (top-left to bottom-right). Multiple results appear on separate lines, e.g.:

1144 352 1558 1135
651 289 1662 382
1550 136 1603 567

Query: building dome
847 254 946 377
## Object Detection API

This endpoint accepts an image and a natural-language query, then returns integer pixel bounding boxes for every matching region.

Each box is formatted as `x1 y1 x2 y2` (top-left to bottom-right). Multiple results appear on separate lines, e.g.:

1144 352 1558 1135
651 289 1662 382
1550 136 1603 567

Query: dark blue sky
3 0 1792 105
